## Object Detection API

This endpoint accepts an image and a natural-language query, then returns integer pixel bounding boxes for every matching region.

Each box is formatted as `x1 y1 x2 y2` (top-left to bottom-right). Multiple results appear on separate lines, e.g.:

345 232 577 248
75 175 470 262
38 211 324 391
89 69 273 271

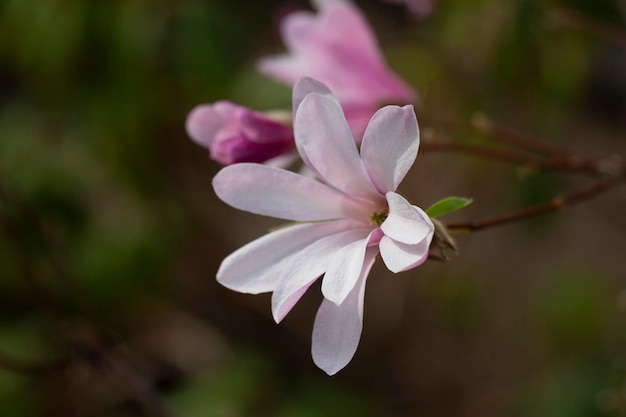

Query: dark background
0 0 625 415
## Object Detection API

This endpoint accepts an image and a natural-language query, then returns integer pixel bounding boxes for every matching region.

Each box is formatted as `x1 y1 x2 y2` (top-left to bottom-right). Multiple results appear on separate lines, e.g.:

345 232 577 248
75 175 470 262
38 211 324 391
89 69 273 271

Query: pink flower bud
185 101 294 165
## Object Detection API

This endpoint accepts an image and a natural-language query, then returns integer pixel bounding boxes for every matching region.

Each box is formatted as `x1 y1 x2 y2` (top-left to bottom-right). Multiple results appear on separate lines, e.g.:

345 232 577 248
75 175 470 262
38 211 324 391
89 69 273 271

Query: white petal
380 192 433 244
217 221 351 294
213 163 366 221
271 228 370 323
293 77 334 116
294 93 380 200
379 234 431 273
361 105 419 194
311 247 377 375
320 229 372 305
264 151 299 169
291 77 335 179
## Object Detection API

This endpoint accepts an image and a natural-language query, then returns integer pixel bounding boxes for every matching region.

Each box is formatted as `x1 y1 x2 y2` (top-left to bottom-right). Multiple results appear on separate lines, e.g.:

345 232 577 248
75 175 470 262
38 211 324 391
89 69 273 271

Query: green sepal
425 196 473 218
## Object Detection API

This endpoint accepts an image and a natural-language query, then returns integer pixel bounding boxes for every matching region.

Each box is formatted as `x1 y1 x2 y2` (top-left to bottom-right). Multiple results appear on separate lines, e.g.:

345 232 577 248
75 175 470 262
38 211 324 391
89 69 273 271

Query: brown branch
420 134 599 175
547 6 626 50
471 113 573 158
421 138 546 165
420 123 626 233
446 174 624 232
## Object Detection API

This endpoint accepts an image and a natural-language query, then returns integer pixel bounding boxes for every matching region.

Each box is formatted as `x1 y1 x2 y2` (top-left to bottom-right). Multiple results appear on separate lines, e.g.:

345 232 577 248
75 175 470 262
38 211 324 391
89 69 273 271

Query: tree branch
446 174 624 232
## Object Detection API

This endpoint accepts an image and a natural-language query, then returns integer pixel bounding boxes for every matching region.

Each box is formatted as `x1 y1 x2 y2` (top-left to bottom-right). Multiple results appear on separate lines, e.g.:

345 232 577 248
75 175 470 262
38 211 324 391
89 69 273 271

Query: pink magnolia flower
186 101 294 165
212 78 434 375
257 0 416 137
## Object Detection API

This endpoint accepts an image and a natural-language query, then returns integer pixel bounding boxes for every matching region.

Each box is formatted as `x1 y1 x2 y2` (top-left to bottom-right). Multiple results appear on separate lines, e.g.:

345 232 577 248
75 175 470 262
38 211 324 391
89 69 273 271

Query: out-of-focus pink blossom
212 78 433 375
383 0 435 19
186 101 294 165
257 0 416 137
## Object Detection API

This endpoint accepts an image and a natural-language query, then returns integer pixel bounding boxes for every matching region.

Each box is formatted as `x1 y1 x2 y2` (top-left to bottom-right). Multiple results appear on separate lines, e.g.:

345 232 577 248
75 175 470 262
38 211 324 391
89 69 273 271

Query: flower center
370 210 388 227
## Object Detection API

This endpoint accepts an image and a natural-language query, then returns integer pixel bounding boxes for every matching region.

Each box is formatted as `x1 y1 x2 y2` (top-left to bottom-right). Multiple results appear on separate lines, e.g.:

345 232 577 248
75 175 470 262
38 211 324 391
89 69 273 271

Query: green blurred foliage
519 360 608 417
521 269 624 417
0 320 58 416
170 349 383 417
0 372 37 417
427 272 483 334
536 269 613 353
171 350 279 416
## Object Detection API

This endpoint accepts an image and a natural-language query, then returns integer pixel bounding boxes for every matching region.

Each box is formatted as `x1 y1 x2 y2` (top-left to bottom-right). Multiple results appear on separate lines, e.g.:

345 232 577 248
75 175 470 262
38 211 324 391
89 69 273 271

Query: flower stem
420 131 600 175
446 174 624 232
471 113 573 158
547 6 626 50
421 119 625 233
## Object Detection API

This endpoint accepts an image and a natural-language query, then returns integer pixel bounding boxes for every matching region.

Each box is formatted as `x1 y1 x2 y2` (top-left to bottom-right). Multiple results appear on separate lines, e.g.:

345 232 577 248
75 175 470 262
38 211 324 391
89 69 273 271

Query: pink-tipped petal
217 221 352 294
239 111 293 144
321 230 372 305
361 105 419 193
294 93 380 200
271 227 370 323
311 246 377 375
314 2 384 67
185 105 224 148
280 10 318 55
380 192 434 244
379 234 431 273
314 3 416 104
213 163 367 221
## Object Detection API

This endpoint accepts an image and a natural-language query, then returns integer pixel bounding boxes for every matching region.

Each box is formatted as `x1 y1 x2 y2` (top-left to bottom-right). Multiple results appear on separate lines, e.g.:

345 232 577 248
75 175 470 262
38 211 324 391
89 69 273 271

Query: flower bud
186 101 294 165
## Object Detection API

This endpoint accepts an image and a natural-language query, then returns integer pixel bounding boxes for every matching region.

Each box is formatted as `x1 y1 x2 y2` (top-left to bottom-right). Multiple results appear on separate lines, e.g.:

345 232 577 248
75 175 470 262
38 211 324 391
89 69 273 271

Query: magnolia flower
186 101 294 165
257 0 416 137
213 77 434 375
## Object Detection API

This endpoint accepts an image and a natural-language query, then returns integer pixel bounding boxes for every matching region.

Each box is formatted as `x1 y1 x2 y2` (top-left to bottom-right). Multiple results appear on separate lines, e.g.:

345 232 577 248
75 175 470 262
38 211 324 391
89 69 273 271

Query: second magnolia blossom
258 0 416 137
213 77 434 375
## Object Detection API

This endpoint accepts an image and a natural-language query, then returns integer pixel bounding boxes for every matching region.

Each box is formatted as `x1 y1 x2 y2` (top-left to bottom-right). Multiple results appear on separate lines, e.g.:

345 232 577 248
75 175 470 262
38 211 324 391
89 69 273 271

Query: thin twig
547 6 626 50
446 174 624 232
420 133 599 175
420 122 625 233
471 113 573 158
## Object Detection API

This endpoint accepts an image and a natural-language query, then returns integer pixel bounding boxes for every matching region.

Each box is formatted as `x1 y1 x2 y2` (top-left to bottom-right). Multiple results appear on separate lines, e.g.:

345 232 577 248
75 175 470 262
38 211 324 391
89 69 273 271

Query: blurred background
0 0 625 415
